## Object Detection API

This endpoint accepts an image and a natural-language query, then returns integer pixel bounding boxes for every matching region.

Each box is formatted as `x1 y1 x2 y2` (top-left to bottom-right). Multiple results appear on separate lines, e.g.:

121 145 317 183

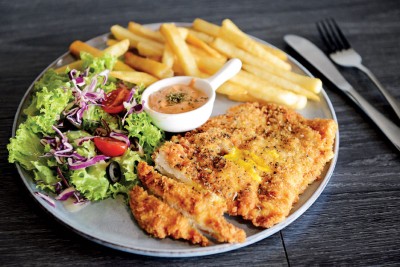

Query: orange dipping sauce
148 80 209 114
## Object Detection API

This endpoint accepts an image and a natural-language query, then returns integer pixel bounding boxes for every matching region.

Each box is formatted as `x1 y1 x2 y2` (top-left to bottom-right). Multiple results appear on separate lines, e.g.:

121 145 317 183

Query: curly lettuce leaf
32 160 60 192
24 70 73 135
69 161 110 201
8 122 43 170
114 149 142 182
83 105 119 132
124 112 164 158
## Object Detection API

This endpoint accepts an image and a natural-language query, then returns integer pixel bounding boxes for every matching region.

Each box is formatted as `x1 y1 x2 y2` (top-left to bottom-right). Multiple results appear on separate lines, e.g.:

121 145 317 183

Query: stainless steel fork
317 18 400 120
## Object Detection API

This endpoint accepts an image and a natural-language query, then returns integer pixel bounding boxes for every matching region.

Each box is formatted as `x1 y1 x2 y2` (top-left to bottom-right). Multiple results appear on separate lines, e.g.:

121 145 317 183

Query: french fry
172 59 185 75
110 71 158 86
160 23 198 76
55 60 83 74
218 82 285 106
70 40 102 57
241 64 319 101
125 52 173 79
111 25 164 51
187 33 226 59
162 44 174 68
128 21 164 43
242 63 322 94
177 27 189 40
228 93 259 103
106 39 119 46
230 70 307 109
188 29 214 44
211 37 290 71
102 39 130 57
193 51 226 75
216 81 246 95
137 41 164 57
192 18 220 37
69 40 134 71
260 43 288 61
127 22 189 42
219 19 291 70
147 55 162 62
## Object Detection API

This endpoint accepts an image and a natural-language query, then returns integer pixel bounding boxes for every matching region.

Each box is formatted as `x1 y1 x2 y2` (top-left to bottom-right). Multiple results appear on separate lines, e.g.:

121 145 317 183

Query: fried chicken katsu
154 102 337 228
129 102 337 245
137 162 246 243
129 185 209 246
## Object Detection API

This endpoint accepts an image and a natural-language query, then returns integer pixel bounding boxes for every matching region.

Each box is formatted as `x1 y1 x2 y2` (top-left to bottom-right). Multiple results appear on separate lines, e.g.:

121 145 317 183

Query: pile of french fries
57 18 322 110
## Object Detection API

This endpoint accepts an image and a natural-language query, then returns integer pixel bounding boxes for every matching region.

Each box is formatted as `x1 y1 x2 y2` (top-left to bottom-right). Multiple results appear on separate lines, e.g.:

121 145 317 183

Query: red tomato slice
93 137 128 157
102 88 130 114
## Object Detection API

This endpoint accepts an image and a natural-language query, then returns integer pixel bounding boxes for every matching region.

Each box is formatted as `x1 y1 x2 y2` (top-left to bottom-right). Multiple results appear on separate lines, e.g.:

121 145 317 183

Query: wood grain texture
1 0 399 265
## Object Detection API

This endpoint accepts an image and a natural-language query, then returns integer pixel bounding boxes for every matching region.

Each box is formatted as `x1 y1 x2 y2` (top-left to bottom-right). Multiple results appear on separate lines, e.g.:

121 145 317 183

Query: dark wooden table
1 0 399 265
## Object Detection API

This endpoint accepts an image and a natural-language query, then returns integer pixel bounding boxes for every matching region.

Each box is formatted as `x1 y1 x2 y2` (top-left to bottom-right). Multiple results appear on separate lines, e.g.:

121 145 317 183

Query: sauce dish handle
205 58 242 91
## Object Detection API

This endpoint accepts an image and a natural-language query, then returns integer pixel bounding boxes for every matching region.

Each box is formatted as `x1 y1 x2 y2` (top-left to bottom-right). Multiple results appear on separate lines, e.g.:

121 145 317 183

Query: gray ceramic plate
13 23 339 257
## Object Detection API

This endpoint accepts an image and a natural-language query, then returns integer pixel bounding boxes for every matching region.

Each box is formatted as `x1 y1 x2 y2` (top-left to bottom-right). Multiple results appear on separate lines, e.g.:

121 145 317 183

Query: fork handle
343 86 400 151
356 64 400 120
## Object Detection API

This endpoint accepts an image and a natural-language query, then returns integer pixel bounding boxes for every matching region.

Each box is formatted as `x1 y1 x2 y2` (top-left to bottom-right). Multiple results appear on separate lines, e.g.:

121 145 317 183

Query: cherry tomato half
102 88 130 114
93 137 128 157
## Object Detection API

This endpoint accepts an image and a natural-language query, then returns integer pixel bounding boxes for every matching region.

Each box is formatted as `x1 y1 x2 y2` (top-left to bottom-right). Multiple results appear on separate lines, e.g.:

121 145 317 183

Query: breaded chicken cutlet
129 185 209 246
137 162 246 243
129 102 337 245
154 102 337 228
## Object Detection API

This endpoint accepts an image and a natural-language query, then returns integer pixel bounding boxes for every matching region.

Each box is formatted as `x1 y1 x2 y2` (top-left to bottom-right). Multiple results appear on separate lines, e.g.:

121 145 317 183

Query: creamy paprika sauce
149 80 209 114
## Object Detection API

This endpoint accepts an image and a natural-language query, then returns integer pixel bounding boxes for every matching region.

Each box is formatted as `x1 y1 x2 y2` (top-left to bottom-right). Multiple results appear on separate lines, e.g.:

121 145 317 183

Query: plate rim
12 22 339 257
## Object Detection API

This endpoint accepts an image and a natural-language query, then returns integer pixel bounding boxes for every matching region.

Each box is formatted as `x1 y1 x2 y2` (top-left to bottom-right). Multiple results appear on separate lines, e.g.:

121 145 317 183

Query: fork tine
330 18 351 49
316 21 336 53
324 18 346 51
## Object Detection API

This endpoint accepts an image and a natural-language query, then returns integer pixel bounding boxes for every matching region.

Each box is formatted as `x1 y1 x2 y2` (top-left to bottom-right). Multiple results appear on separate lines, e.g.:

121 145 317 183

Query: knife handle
343 87 400 151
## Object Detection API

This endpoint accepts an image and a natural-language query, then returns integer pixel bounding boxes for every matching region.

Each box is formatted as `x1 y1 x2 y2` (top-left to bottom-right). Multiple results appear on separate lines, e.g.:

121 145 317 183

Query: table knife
284 34 400 152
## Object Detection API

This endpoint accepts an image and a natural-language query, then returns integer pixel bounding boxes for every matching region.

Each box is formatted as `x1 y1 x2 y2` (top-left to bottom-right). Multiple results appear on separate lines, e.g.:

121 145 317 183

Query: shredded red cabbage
34 192 56 207
110 132 130 147
122 87 144 123
67 155 110 170
55 187 76 201
65 68 109 126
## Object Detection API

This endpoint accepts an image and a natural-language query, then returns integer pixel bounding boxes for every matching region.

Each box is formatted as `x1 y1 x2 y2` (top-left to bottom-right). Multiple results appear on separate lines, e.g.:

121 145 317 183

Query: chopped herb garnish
166 92 186 104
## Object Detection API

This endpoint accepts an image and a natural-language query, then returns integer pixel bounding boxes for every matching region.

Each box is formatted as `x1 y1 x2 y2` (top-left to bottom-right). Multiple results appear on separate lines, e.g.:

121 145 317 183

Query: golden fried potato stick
106 39 118 46
111 25 164 51
128 21 164 43
188 29 214 44
162 43 174 68
109 71 158 86
192 18 220 37
160 23 198 76
260 43 288 61
137 41 163 57
220 19 290 70
176 27 189 40
69 40 134 71
124 52 173 79
227 93 259 103
186 33 226 59
194 53 225 75
242 63 322 94
231 70 307 109
102 39 130 57
216 81 246 95
211 37 290 71
241 64 319 101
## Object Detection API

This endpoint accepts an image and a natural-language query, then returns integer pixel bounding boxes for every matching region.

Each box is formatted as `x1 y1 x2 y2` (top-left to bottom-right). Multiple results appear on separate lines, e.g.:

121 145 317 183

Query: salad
8 52 164 206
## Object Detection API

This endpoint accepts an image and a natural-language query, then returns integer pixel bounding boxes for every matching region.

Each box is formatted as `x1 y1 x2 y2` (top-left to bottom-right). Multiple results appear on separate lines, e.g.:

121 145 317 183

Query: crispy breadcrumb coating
129 185 209 246
154 103 337 228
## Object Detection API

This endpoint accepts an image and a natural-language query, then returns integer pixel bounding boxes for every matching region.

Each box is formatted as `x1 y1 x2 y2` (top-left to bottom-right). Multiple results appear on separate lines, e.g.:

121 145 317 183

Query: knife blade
284 34 400 151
